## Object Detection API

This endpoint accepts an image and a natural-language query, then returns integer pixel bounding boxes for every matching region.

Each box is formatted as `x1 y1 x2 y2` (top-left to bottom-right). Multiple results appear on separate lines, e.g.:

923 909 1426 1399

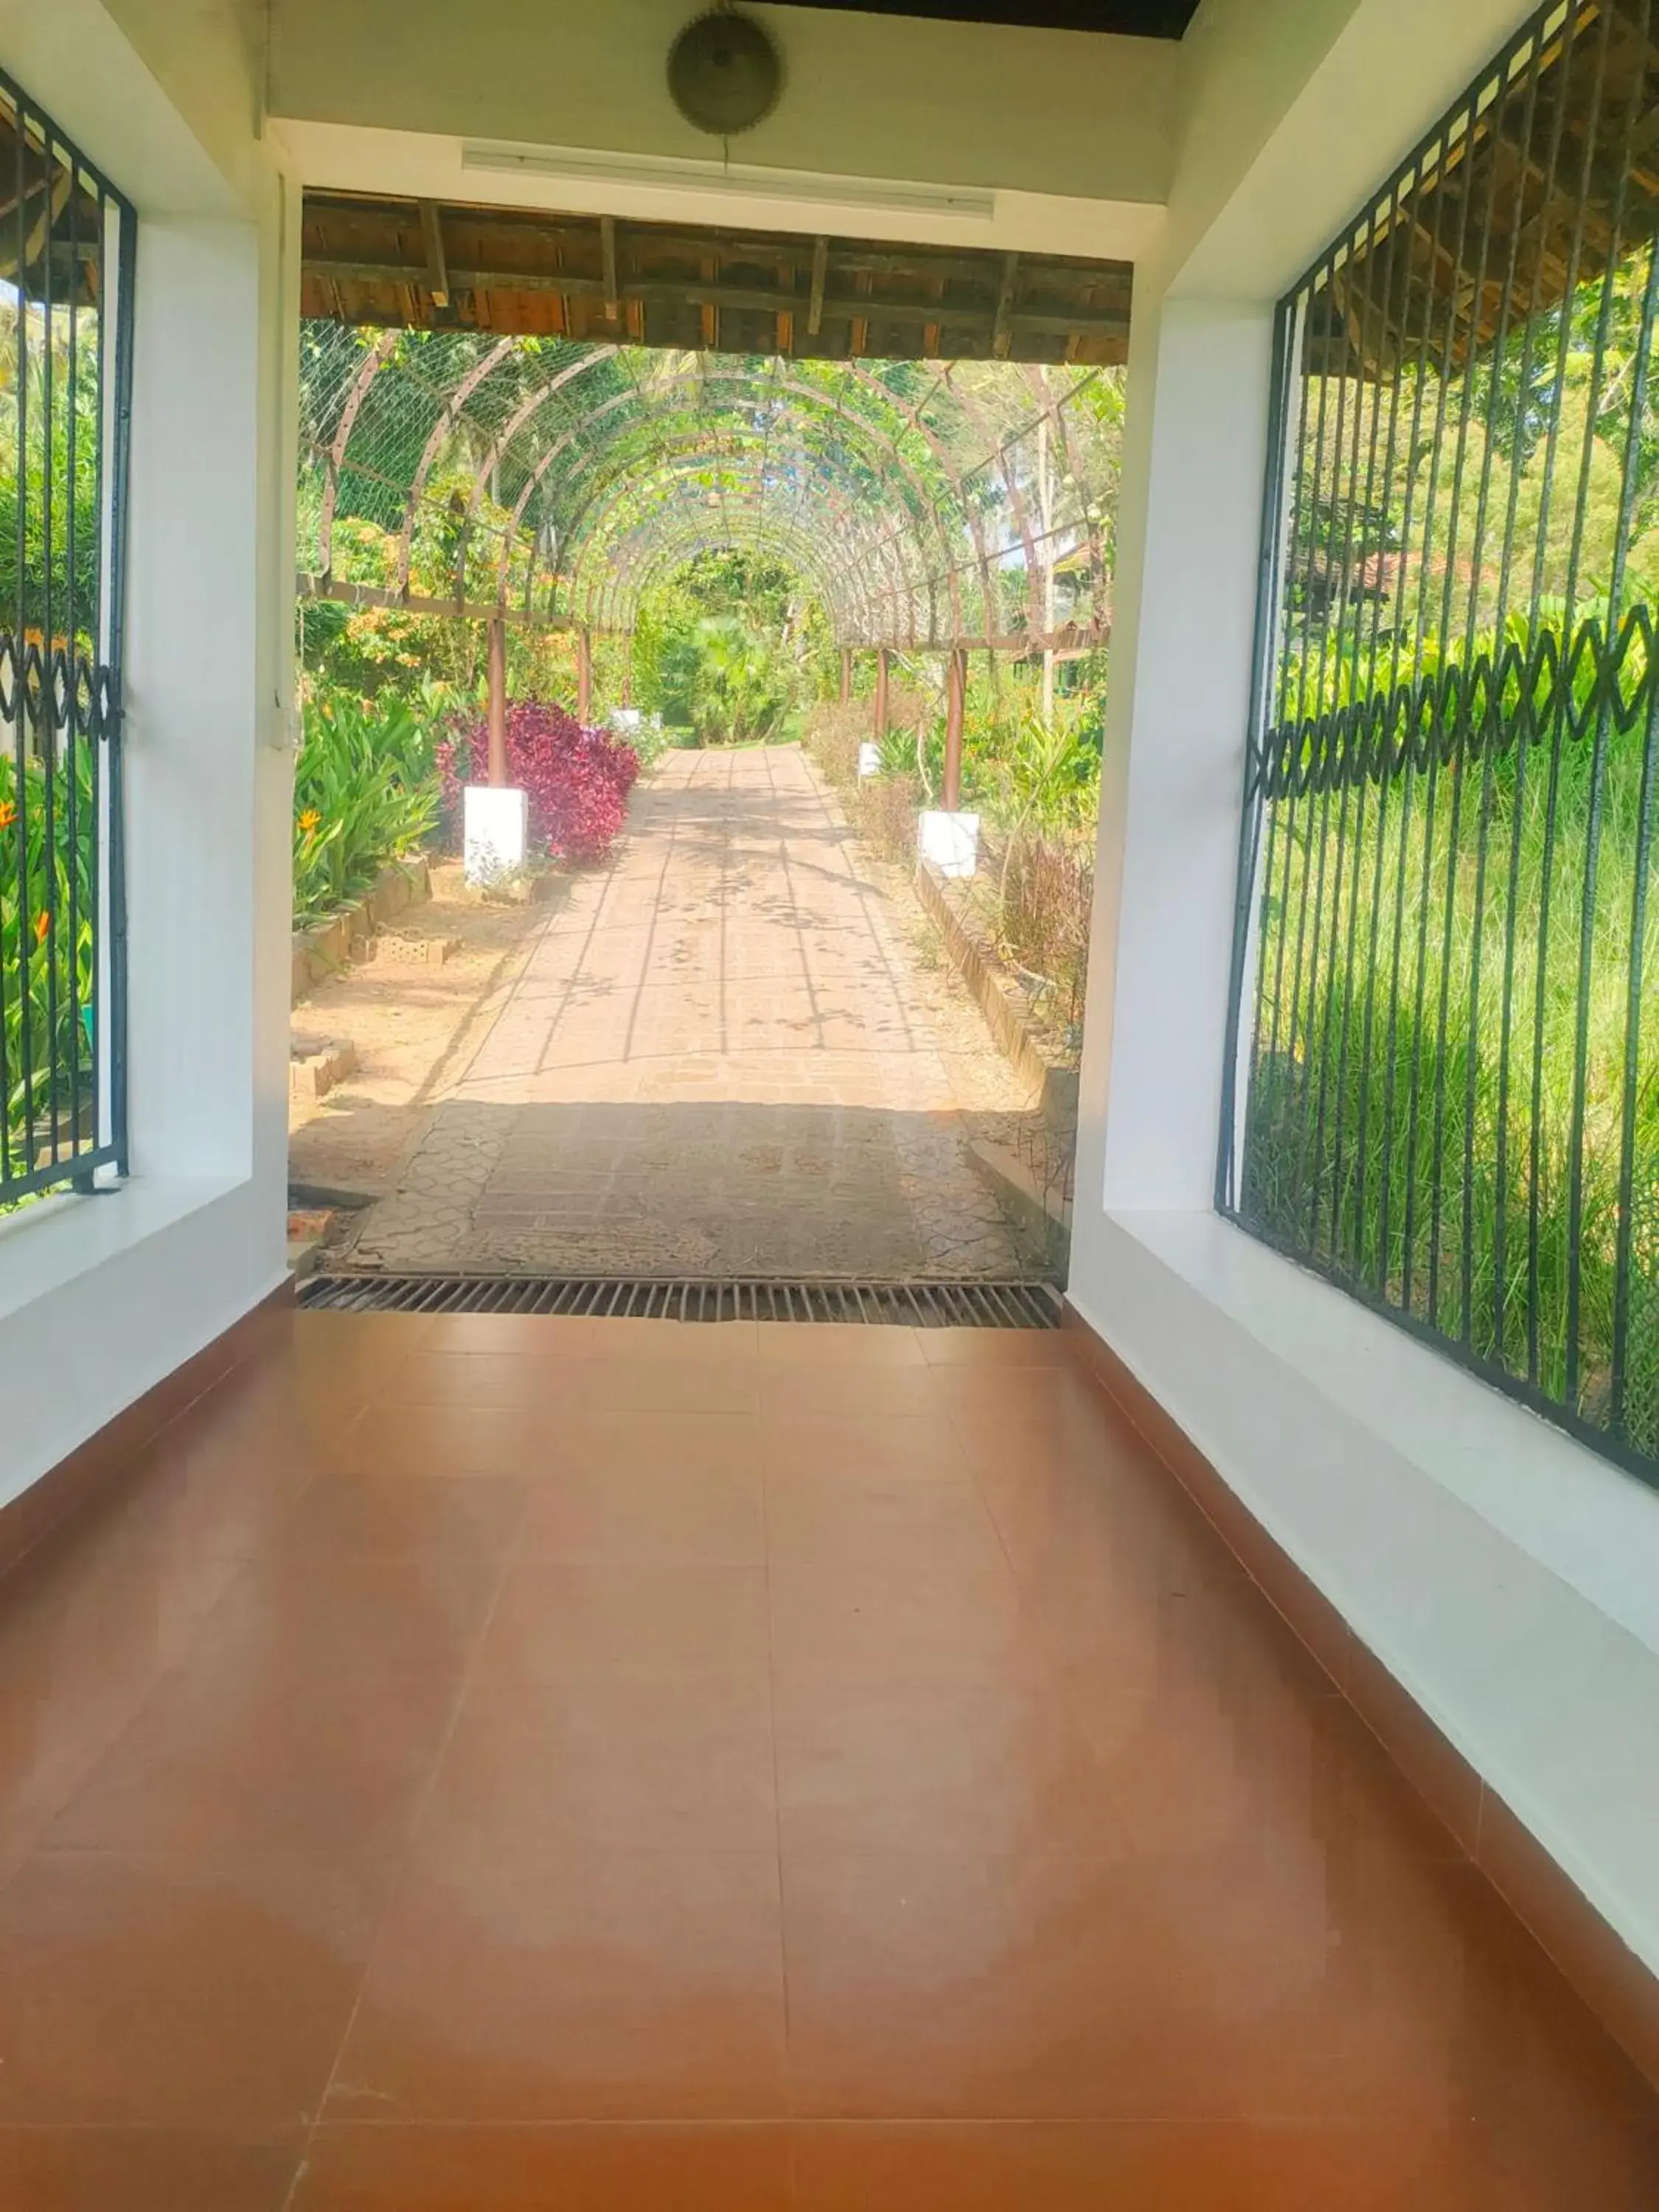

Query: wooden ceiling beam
304 256 1129 335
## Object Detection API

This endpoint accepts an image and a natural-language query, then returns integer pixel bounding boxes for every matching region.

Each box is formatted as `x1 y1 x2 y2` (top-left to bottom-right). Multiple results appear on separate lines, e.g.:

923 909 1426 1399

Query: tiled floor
1 1308 1657 2208
343 747 1032 1279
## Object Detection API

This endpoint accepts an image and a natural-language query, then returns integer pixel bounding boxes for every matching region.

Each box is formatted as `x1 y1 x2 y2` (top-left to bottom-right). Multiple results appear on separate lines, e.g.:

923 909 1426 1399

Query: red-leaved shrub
439 703 641 865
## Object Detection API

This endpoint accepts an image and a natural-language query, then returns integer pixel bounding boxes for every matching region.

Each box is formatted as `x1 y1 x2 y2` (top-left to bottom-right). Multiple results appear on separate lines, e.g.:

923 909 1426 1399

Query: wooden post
486 614 509 789
874 647 890 740
577 627 593 723
944 647 966 812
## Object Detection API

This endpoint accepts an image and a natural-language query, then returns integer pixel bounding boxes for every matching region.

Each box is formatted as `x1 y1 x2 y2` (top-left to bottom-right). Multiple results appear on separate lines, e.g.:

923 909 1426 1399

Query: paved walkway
347 748 1031 1279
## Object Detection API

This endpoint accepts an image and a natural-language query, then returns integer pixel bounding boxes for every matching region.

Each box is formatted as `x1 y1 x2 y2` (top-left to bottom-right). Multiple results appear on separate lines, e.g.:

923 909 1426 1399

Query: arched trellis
296 324 1119 801
299 327 1114 655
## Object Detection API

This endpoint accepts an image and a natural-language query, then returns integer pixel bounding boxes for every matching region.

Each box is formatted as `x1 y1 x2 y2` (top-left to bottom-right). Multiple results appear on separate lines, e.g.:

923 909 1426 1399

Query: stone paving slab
345 746 1035 1279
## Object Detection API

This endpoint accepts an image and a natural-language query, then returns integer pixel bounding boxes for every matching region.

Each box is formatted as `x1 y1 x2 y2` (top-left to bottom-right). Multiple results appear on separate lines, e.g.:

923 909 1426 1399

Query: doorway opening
287 196 1126 1289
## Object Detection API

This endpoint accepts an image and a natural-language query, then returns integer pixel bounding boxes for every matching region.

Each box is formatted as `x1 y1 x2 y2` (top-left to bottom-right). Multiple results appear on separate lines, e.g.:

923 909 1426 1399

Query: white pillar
1071 296 1275 1287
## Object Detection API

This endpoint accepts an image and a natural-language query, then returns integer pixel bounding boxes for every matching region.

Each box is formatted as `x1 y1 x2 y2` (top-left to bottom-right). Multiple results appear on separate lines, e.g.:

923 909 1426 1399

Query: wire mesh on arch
296 323 1122 654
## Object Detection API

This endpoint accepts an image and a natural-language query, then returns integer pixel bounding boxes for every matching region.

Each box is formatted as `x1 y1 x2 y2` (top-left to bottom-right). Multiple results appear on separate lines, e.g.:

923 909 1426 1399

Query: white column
1070 294 1276 1293
123 218 265 1180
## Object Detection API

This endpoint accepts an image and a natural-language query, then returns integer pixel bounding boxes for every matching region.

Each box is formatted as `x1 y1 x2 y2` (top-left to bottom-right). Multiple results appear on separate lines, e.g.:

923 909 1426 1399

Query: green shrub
293 690 442 927
1 740 97 1165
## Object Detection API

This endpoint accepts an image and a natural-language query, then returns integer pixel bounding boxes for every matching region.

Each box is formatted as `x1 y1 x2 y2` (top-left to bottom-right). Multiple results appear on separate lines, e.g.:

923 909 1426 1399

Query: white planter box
858 742 883 779
464 785 529 887
919 809 981 879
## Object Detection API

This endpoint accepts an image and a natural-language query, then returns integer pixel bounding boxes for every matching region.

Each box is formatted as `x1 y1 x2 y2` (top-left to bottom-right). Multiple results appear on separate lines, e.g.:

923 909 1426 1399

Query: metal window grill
1220 0 1659 1483
0 69 133 1206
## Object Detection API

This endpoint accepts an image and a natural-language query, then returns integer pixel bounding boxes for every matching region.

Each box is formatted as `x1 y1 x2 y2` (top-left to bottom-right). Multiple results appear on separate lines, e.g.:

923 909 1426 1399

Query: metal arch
316 329 398 577
566 451 913 643
939 368 1047 640
546 431 920 641
838 361 1003 651
539 367 967 642
379 347 948 638
309 322 1111 652
330 343 977 644
1020 361 1113 636
527 365 961 589
436 347 985 644
591 484 896 644
565 462 891 641
560 451 899 641
591 511 877 642
392 335 521 591
542 422 925 641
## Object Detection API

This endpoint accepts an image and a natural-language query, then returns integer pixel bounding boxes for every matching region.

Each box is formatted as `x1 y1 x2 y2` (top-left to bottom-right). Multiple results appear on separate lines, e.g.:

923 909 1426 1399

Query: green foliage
1246 626 1659 1460
292 692 442 927
633 551 813 745
1 739 97 1160
0 302 104 640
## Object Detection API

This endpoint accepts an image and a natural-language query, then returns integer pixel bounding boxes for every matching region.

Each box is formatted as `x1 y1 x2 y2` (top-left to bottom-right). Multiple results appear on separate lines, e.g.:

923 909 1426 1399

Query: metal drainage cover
297 1275 1062 1329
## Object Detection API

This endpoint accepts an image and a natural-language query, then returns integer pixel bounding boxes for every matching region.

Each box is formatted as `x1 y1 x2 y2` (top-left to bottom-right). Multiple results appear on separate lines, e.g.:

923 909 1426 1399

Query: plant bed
291 855 431 1004
914 855 1079 1133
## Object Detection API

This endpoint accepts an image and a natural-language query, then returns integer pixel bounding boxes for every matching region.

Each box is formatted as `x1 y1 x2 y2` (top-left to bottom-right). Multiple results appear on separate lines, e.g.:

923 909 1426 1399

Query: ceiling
780 0 1202 32
302 193 1133 366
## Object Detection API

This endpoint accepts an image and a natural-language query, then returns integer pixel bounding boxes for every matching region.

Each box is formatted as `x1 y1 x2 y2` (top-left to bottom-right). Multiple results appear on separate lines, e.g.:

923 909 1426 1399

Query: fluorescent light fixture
462 140 997 227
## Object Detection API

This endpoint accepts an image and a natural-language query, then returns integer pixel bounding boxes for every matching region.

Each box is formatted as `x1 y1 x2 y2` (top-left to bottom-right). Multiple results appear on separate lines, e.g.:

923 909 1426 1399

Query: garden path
339 745 1037 1279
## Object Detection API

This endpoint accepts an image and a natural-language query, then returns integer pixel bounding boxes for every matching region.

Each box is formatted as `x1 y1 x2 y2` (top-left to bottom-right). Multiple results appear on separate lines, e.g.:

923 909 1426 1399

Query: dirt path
296 745 1043 1280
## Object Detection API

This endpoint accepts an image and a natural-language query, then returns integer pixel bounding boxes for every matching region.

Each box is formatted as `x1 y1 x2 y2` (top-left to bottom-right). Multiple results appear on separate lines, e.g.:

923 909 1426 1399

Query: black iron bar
1223 0 1659 1485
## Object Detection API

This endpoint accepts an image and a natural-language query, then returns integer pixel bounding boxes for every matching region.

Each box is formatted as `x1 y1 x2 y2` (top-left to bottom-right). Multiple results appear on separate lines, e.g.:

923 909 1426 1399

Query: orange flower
32 910 49 945
0 799 15 830
297 808 321 835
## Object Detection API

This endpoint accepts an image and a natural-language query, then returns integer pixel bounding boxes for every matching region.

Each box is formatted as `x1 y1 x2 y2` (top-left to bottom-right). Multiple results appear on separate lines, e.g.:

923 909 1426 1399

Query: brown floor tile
370 1352 593 1411
758 1367 950 1422
421 1671 777 1852
417 1313 616 1356
936 1365 1123 1441
186 1542 506 1681
541 1408 767 1483
759 1412 972 1485
87 1433 321 1563
0 2129 302 2212
291 2125 791 2211
764 1473 1009 1577
572 1356 762 1415
518 1465 765 1564
756 1324 926 1366
7 1308 1659 2185
916 1328 1079 1369
478 1559 771 1684
0 1849 387 2124
769 1559 1033 1686
327 1844 788 2122
46 1650 459 1863
333 1400 556 1480
775 1674 1115 1856
787 2118 1659 2210
271 1472 526 1557
573 1318 762 1360
781 1845 1618 2124
0 1524 239 1870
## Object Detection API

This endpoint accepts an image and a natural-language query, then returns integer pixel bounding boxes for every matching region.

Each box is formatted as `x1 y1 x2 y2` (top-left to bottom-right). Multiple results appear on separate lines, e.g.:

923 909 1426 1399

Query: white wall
1074 294 1273 1223
268 0 1178 209
1068 0 1659 1994
0 0 293 1509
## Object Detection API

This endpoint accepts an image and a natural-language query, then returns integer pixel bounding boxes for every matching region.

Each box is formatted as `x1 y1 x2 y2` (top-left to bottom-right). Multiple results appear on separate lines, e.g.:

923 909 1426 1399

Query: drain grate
298 1275 1062 1328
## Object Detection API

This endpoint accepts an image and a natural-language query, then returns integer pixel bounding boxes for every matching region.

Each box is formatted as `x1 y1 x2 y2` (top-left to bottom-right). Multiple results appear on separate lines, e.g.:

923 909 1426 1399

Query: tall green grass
1242 686 1659 1463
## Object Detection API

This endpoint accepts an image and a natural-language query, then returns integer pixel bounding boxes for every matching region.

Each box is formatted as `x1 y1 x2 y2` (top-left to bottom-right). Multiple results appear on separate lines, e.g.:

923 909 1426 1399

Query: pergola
296 208 1124 804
